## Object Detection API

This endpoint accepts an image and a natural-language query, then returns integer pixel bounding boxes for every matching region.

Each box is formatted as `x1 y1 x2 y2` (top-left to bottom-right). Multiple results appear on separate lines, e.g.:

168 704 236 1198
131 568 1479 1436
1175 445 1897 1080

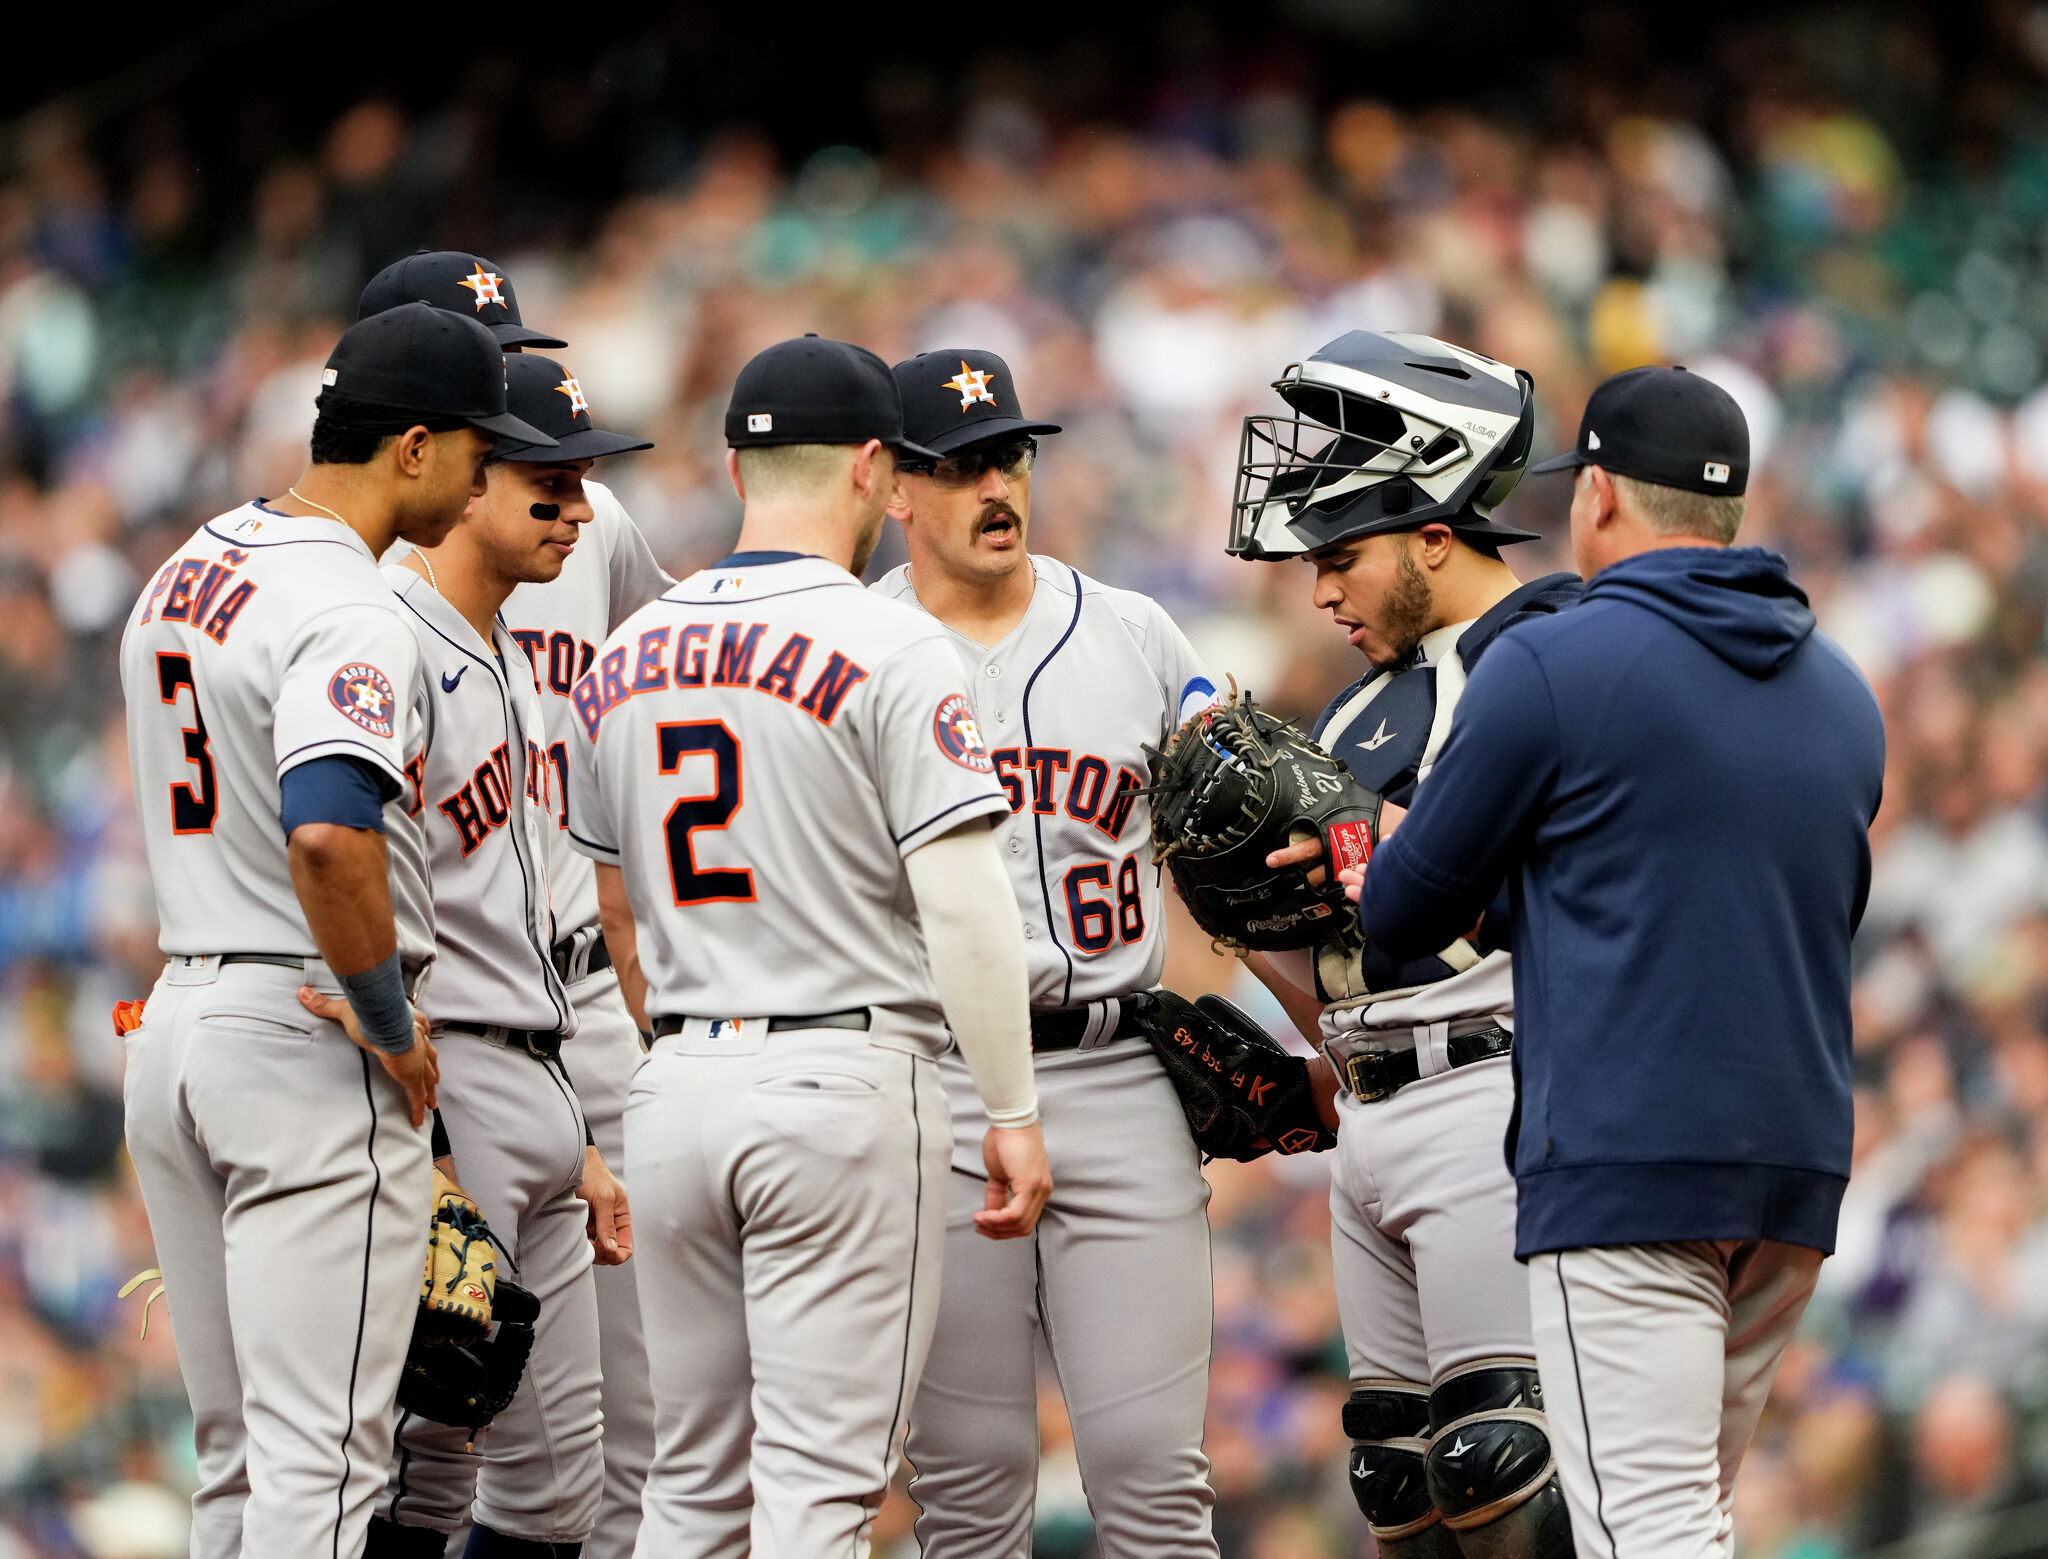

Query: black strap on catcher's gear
1344 1383 1462 1559
1129 989 1336 1162
1148 688 1383 952
397 1277 541 1444
1424 1359 1576 1558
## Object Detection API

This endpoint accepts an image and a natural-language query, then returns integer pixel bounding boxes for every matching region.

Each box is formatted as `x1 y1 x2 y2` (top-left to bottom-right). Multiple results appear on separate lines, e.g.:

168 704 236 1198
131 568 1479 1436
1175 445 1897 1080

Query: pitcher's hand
976 1123 1052 1240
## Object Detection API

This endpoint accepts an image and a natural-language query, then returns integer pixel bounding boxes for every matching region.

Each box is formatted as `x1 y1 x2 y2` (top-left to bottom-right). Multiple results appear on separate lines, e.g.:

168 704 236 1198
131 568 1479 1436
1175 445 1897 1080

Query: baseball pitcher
872 348 1223 1559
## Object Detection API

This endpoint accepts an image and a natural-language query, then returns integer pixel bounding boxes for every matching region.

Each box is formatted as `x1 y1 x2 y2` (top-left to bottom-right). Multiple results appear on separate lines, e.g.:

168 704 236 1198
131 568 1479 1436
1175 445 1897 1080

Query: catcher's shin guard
1424 1359 1574 1559
1343 1383 1462 1559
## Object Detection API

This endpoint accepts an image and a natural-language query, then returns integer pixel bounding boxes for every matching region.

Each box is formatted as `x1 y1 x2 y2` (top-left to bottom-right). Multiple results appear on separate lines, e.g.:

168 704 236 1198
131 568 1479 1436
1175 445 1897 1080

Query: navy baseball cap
490 355 654 464
359 250 567 350
893 348 1062 458
318 303 555 445
726 335 941 457
1528 365 1749 496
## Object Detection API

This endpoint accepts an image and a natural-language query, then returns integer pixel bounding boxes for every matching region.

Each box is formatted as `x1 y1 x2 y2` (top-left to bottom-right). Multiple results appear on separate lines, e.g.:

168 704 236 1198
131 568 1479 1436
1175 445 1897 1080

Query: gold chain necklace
287 485 438 590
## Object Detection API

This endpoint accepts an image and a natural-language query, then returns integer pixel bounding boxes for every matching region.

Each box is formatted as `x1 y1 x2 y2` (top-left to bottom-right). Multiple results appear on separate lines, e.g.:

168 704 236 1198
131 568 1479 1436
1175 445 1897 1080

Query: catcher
1160 329 1582 1558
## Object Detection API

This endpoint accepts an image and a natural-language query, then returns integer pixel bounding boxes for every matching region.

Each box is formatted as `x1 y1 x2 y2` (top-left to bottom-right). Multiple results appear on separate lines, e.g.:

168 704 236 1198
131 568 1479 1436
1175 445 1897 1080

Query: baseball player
360 257 669 1559
1233 331 1579 1557
120 304 552 1559
566 336 1052 1558
364 353 652 1559
870 348 1222 1558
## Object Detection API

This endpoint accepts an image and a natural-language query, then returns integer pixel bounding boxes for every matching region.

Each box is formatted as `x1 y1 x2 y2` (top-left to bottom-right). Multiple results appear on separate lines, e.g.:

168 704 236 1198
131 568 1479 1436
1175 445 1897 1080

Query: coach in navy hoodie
1348 367 1884 1558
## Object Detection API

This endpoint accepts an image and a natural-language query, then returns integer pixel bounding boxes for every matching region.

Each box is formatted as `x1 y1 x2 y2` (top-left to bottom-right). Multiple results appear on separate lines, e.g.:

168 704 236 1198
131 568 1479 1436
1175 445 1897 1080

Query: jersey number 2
157 652 217 834
658 721 754 905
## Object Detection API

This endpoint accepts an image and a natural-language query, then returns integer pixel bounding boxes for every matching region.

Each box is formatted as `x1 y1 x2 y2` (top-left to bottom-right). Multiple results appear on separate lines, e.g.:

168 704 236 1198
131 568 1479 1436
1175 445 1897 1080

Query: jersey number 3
658 721 754 905
157 652 217 834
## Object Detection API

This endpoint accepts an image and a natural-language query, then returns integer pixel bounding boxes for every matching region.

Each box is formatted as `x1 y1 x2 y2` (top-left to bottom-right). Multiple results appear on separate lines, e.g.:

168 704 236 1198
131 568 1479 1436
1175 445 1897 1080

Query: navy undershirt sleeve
280 754 395 836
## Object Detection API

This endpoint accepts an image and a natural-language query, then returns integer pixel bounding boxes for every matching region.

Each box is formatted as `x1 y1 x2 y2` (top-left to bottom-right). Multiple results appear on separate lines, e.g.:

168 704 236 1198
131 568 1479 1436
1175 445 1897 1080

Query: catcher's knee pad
1423 1359 1574 1559
365 1517 452 1559
1343 1382 1463 1559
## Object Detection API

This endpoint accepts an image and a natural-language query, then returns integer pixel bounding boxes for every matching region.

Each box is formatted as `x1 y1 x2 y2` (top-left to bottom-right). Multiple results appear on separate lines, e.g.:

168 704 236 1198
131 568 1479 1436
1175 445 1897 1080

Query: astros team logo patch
330 663 397 737
458 267 505 311
555 374 590 416
932 693 993 771
944 359 997 411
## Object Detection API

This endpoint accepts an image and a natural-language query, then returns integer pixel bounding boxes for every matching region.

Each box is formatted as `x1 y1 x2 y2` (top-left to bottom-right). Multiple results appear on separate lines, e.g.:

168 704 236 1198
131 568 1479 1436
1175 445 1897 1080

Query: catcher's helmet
1229 330 1539 559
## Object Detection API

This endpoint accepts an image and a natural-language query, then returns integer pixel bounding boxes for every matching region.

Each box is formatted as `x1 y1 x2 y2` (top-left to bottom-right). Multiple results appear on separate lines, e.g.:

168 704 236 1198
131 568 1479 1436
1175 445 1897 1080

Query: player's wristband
338 953 416 1055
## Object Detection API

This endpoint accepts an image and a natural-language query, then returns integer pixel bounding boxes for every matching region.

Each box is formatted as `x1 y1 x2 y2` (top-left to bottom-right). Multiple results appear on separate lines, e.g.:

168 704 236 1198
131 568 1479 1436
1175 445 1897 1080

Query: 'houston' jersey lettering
567 552 1009 1040
122 503 432 964
871 556 1216 1009
386 568 573 1036
500 479 670 945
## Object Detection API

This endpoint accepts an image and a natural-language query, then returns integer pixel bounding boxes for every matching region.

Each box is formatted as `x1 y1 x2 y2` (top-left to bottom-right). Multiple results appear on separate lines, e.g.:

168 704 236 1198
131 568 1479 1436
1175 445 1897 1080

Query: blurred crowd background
4 0 2048 1554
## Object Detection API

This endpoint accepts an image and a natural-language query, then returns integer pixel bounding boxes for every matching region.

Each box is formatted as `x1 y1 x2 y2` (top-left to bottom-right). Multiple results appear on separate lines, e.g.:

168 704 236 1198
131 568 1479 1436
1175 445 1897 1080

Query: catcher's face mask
1229 330 1540 560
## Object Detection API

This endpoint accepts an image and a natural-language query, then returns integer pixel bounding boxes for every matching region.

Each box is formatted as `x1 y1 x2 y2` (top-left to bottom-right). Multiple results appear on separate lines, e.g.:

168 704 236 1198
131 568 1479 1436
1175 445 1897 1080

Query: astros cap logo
945 359 997 411
457 267 505 311
555 374 590 416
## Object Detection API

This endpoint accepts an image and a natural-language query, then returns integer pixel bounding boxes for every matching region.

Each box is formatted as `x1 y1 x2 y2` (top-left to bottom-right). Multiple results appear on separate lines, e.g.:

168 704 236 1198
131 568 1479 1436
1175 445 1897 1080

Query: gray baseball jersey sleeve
871 556 1216 1008
123 502 431 963
503 478 673 944
566 553 1010 1036
383 568 574 1034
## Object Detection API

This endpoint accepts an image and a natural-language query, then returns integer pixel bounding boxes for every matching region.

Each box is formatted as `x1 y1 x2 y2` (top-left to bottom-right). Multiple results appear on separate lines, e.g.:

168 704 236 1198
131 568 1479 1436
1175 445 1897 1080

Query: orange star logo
944 359 997 411
457 267 505 311
555 374 589 416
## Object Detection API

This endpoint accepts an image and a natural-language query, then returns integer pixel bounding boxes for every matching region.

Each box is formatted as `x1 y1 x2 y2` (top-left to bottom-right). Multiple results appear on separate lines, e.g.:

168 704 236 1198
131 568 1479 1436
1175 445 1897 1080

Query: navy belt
551 930 613 985
651 1008 871 1037
1339 1024 1512 1104
1030 1003 1144 1053
440 1021 568 1059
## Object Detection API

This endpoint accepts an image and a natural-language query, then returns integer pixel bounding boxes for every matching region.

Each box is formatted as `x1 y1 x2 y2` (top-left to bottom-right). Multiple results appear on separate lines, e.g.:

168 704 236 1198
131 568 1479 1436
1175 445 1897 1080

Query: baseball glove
1149 689 1382 950
419 1168 497 1344
397 1277 540 1442
1130 989 1336 1161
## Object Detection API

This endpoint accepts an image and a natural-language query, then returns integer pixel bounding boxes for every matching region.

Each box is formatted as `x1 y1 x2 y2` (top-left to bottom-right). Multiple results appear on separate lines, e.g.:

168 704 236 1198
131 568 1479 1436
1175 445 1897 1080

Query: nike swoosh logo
441 667 467 693
1359 719 1396 751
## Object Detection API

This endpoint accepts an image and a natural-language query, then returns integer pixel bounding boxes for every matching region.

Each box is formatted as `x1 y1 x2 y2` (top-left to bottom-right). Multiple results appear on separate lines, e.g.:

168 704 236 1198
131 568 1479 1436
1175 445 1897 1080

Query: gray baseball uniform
119 501 435 1559
372 567 602 1548
501 476 669 1559
1305 570 1582 1558
871 556 1222 1559
567 551 1011 1558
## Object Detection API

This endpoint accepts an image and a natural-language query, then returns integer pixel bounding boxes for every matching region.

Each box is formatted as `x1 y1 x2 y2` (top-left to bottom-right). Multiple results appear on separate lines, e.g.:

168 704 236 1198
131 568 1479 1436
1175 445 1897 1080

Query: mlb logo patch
1703 461 1730 483
747 413 773 432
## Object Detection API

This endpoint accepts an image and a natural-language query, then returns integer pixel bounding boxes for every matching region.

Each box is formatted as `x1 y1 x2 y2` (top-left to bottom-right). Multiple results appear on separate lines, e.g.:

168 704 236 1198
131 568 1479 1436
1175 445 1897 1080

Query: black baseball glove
1130 989 1336 1161
397 1278 541 1443
1149 689 1382 950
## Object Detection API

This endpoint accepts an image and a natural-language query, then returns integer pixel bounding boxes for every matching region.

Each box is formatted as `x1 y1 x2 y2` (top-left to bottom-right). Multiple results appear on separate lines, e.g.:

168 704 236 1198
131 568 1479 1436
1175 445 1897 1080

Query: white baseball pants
626 1020 950 1559
557 967 655 1559
1527 1239 1823 1559
123 956 433 1559
378 1032 603 1544
905 1038 1218 1559
1329 1057 1534 1384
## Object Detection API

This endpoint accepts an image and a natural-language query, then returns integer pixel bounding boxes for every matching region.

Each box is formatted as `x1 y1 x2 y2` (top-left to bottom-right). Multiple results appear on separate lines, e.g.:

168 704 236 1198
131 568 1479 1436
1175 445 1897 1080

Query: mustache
976 503 1020 530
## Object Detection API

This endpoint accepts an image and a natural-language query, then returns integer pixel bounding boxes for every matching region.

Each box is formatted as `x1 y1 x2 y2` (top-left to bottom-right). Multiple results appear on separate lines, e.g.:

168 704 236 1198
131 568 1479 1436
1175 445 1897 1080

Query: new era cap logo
748 413 773 432
1703 461 1730 483
322 368 338 386
1586 429 1602 450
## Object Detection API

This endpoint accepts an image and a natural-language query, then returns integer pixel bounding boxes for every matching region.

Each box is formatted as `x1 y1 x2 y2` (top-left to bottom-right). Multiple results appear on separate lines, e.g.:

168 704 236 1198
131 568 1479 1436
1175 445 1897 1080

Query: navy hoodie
1360 547 1885 1258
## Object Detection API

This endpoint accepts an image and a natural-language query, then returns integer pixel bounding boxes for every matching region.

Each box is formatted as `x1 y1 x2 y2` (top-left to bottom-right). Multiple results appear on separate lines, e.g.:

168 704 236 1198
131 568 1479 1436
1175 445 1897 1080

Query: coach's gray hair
736 442 859 499
1611 472 1745 545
